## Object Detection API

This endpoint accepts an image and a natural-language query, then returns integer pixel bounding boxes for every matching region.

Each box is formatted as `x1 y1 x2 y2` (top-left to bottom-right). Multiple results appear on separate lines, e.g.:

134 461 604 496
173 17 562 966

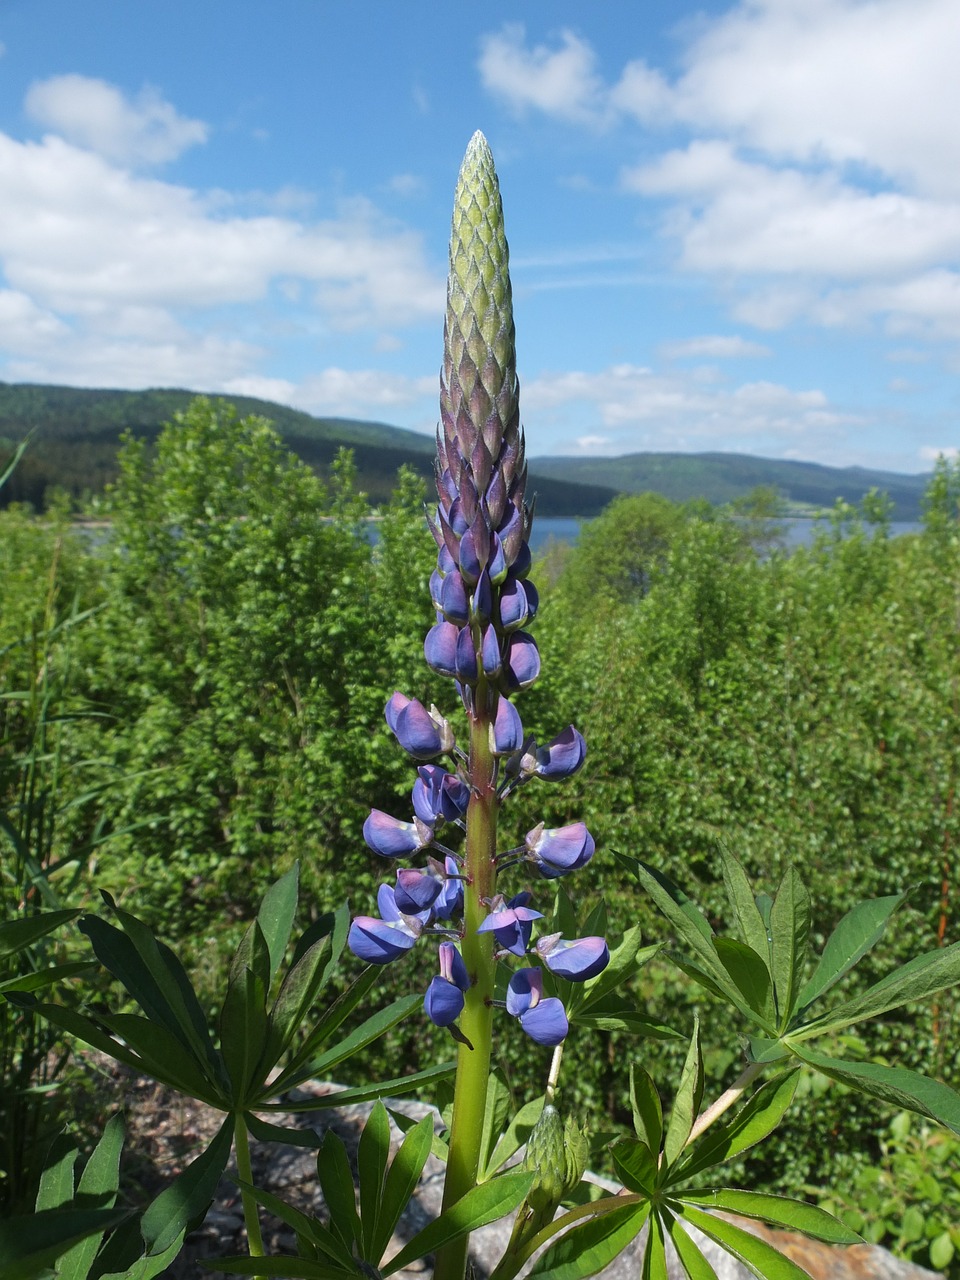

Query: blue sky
0 0 958 473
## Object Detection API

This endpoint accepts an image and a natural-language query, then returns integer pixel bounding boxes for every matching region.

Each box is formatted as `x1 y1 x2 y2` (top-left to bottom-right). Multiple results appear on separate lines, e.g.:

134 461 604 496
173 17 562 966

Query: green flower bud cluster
523 1104 589 1213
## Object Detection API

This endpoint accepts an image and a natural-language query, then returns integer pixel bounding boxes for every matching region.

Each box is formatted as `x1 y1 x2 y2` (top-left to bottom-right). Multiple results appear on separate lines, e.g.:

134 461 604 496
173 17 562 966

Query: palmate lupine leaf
523 1202 651 1280
663 1018 703 1167
678 1190 859 1244
768 868 811 1031
674 1071 800 1182
630 1065 663 1155
357 1100 391 1258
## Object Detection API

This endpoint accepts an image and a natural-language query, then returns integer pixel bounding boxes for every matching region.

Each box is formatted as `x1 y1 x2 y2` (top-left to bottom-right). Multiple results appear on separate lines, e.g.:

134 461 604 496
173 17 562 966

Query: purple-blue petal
490 697 524 756
394 701 443 758
505 632 541 690
440 571 470 625
481 624 502 678
455 626 478 684
348 916 418 964
539 936 610 982
424 976 466 1026
394 867 443 913
506 966 543 1016
425 621 460 678
363 810 429 858
528 822 595 876
520 998 569 1046
535 727 587 780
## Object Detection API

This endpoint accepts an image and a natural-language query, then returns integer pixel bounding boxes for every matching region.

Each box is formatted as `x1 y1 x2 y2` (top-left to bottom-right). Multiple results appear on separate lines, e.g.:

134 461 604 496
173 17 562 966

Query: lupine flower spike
348 138 607 1254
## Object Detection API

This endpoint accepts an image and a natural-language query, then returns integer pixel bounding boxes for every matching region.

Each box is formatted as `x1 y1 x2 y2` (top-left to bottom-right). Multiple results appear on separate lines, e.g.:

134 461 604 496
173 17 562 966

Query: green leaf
624 860 724 982
382 1171 534 1277
718 848 771 978
789 1044 960 1134
0 1209 131 1280
98 1012 222 1102
371 1113 434 1262
642 1206 666 1280
387 1107 450 1164
256 862 300 984
796 940 960 1039
796 892 908 1013
98 1232 186 1280
263 1062 457 1113
664 1018 703 1167
484 1095 544 1180
663 1208 718 1280
575 993 679 1038
265 935 334 1065
316 1130 360 1252
213 1260 355 1279
231 1179 357 1271
0 959 95 996
140 1113 234 1254
229 920 271 1000
677 1071 799 1181
357 1100 390 1259
0 909 80 958
714 938 775 1027
58 1113 126 1280
243 1112 324 1149
30 1002 154 1077
289 993 421 1085
630 1065 663 1155
219 963 269 1101
35 1134 77 1210
269 966 383 1091
679 1203 813 1280
680 1190 860 1244
768 867 810 1030
524 1202 650 1280
79 911 222 1086
576 927 658 1012
611 1138 658 1194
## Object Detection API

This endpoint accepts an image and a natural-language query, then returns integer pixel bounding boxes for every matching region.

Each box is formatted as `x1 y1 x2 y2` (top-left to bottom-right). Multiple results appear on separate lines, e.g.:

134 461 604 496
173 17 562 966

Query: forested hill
0 380 932 518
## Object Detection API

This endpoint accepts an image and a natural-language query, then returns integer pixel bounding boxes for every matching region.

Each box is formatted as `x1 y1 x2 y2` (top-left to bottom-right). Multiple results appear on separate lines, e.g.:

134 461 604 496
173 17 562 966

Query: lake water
527 516 922 555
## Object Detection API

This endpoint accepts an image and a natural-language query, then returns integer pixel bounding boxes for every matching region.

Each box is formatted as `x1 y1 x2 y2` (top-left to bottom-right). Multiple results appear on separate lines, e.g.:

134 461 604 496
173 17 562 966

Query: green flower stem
434 688 499 1280
234 1113 264 1275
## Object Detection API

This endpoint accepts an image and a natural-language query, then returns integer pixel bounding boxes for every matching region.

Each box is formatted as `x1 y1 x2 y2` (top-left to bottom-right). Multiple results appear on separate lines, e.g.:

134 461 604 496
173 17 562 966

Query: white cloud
919 445 960 461
288 369 436 418
25 75 207 165
478 24 608 125
660 334 771 359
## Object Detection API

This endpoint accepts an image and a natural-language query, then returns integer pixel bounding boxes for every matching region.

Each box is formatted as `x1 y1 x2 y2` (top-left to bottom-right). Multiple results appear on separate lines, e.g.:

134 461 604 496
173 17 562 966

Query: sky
0 0 958 473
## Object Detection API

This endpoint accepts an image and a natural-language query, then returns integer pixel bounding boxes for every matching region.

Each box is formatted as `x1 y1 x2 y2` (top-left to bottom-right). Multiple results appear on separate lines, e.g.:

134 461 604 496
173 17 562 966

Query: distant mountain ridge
0 381 932 520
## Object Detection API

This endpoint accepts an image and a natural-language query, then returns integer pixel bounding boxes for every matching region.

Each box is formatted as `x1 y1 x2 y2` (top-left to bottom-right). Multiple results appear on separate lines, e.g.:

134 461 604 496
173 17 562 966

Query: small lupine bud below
506 968 568 1045
348 913 420 964
535 727 587 780
537 934 610 981
477 891 542 956
394 866 443 914
490 696 524 757
363 810 433 858
523 1105 589 1210
504 632 541 690
526 821 596 877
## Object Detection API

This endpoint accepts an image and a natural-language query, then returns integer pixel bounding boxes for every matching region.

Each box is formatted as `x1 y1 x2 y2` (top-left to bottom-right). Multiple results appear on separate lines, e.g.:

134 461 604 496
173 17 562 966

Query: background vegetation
2 398 958 1267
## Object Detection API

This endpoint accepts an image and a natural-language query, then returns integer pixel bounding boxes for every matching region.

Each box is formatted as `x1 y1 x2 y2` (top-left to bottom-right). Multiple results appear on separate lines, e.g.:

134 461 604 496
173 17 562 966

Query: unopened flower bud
524 1105 589 1211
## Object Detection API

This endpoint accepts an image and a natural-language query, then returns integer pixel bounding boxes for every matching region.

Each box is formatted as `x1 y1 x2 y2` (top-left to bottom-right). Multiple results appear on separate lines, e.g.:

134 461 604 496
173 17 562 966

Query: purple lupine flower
394 866 443 914
363 810 433 858
536 933 610 981
424 941 471 1027
506 968 569 1046
525 821 596 878
412 765 469 826
385 693 454 758
504 632 540 690
477 891 542 956
526 726 587 781
348 899 421 964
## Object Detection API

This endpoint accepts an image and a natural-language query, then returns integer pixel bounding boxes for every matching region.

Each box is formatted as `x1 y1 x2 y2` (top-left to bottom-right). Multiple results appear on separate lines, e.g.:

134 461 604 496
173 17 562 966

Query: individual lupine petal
498 505 524 565
490 696 524 756
535 726 587 780
363 810 433 858
537 934 610 981
477 891 542 956
458 527 481 584
429 568 445 612
377 882 433 928
448 497 469 536
472 569 492 624
486 468 507 527
440 571 470 625
394 866 443 914
433 855 465 919
499 575 530 631
481 624 502 678
525 821 596 877
438 544 457 575
348 914 419 964
425 621 460 678
456 626 479 684
511 540 532 579
505 969 568 1045
505 632 541 690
